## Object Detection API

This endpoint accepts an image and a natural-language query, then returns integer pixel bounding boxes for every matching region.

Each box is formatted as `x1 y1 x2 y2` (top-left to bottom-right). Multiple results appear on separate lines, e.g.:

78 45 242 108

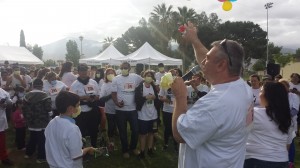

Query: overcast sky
0 0 299 49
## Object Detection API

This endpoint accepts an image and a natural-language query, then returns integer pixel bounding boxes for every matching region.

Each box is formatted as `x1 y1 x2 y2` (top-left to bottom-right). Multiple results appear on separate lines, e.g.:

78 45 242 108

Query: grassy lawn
4 122 300 168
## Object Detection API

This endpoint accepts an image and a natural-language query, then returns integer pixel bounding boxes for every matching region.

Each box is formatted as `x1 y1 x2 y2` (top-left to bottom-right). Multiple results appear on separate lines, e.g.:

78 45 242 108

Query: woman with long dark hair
59 61 77 88
244 82 294 168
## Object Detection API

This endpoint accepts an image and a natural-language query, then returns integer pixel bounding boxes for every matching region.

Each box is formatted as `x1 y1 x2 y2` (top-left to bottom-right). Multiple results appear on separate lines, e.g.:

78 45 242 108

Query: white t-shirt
159 88 174 113
24 74 32 90
138 84 157 121
43 80 67 110
289 82 300 102
62 72 77 88
0 88 10 132
246 107 295 162
45 116 83 168
70 79 100 112
177 78 253 168
155 71 165 85
252 88 261 107
187 84 210 109
288 92 299 133
100 82 115 114
111 73 143 111
97 79 104 93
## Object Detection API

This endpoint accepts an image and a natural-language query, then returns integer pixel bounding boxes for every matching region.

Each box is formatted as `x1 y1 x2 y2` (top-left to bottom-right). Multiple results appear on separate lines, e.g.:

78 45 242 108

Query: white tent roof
117 42 182 66
79 45 125 65
0 46 44 65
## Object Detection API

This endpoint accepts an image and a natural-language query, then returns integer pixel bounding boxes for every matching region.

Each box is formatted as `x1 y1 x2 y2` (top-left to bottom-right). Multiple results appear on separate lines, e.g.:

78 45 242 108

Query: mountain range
42 37 103 61
42 37 297 61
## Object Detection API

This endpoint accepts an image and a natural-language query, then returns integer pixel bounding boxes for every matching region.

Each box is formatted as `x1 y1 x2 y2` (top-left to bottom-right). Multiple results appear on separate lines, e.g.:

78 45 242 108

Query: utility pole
265 2 273 68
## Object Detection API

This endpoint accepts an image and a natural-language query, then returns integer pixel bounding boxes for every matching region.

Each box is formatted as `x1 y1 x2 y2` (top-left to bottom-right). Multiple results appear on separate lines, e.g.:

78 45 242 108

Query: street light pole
265 2 273 68
79 36 83 58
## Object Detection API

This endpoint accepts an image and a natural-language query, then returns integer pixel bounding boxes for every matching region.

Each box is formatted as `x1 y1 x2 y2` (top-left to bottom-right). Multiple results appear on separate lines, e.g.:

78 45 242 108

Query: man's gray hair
212 40 245 76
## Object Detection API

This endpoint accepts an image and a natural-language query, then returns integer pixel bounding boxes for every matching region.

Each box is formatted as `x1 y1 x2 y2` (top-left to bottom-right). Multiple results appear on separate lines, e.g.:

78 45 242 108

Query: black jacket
135 81 160 112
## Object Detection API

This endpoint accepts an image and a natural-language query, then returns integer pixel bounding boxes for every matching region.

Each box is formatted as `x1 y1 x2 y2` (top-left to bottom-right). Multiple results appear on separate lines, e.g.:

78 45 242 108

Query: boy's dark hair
33 79 43 88
56 91 80 114
158 63 164 67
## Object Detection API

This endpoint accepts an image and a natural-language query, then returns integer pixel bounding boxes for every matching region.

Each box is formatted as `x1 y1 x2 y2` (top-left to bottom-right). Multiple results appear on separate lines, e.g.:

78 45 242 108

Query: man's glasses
220 39 232 66
120 67 129 70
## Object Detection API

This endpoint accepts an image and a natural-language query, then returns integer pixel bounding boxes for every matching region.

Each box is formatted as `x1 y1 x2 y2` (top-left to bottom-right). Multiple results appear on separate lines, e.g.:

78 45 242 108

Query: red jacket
12 109 26 128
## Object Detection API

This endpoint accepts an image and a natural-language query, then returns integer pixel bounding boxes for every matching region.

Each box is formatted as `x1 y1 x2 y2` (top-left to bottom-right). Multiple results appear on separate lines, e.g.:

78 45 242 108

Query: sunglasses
220 39 232 66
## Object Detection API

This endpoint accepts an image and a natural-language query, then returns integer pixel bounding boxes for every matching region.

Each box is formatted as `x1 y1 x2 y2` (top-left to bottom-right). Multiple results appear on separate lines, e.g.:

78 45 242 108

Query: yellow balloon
222 1 232 11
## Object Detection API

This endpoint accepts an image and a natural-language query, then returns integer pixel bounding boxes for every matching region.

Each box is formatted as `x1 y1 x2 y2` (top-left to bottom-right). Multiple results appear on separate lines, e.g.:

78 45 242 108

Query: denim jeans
244 158 288 168
116 110 138 153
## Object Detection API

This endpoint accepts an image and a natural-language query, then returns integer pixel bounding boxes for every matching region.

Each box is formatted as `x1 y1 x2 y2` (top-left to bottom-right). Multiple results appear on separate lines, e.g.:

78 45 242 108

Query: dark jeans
115 110 138 153
106 113 117 138
26 130 46 160
289 138 295 163
162 111 178 148
75 109 100 147
244 158 288 168
15 127 26 150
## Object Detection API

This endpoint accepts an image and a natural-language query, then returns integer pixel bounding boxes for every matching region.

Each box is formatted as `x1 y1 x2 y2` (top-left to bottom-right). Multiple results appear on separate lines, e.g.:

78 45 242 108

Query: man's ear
216 59 227 72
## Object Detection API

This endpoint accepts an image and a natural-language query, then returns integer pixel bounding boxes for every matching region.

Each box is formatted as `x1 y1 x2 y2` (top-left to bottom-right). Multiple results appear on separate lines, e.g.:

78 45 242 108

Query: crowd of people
0 22 299 168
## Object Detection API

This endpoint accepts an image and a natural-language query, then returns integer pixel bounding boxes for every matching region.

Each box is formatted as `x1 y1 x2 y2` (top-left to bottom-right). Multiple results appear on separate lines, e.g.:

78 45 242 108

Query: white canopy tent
116 42 182 66
0 46 44 64
79 45 125 65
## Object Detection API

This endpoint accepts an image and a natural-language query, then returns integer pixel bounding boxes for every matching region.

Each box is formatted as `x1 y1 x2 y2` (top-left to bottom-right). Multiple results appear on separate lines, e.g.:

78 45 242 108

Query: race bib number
146 100 153 107
124 83 134 92
49 87 60 95
84 84 96 94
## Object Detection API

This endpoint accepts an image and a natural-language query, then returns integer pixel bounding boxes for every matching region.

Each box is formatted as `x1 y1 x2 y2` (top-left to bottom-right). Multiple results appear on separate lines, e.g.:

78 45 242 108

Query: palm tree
149 3 174 52
173 6 198 71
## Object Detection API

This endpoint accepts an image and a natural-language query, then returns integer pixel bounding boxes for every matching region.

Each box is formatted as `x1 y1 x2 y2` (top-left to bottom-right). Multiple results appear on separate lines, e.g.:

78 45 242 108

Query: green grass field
3 123 300 168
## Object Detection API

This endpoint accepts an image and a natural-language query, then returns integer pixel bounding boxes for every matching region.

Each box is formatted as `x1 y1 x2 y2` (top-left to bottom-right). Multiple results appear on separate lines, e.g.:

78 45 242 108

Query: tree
173 6 198 70
65 40 80 66
20 30 26 48
44 59 56 67
149 3 175 53
252 59 266 71
218 21 267 63
100 37 114 53
32 44 43 60
273 53 293 68
295 48 300 60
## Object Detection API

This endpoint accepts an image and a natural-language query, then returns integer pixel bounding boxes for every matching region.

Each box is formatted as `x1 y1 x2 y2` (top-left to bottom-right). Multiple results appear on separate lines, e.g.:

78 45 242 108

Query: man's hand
145 94 156 100
182 21 199 44
171 77 187 99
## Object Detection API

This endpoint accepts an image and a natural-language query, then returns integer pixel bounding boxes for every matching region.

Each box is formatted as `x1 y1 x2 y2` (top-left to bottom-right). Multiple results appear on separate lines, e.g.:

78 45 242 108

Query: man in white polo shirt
171 22 253 168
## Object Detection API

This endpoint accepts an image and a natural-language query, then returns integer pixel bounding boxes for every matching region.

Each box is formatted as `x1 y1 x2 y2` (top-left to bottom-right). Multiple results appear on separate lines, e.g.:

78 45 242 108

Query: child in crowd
45 91 97 168
12 99 26 150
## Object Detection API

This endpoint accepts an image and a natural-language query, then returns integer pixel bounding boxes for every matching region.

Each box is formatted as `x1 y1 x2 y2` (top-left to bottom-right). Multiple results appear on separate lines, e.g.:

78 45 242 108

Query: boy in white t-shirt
45 91 96 168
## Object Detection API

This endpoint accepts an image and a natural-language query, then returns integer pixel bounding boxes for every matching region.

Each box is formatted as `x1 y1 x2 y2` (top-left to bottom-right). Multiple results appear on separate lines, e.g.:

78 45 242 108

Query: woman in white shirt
245 82 294 168
135 70 158 159
59 61 77 88
43 72 67 117
100 68 116 151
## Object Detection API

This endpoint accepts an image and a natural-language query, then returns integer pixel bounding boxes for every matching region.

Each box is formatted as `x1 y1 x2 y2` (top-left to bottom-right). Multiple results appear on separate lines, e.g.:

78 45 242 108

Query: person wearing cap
22 78 52 163
70 63 101 148
3 60 11 69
